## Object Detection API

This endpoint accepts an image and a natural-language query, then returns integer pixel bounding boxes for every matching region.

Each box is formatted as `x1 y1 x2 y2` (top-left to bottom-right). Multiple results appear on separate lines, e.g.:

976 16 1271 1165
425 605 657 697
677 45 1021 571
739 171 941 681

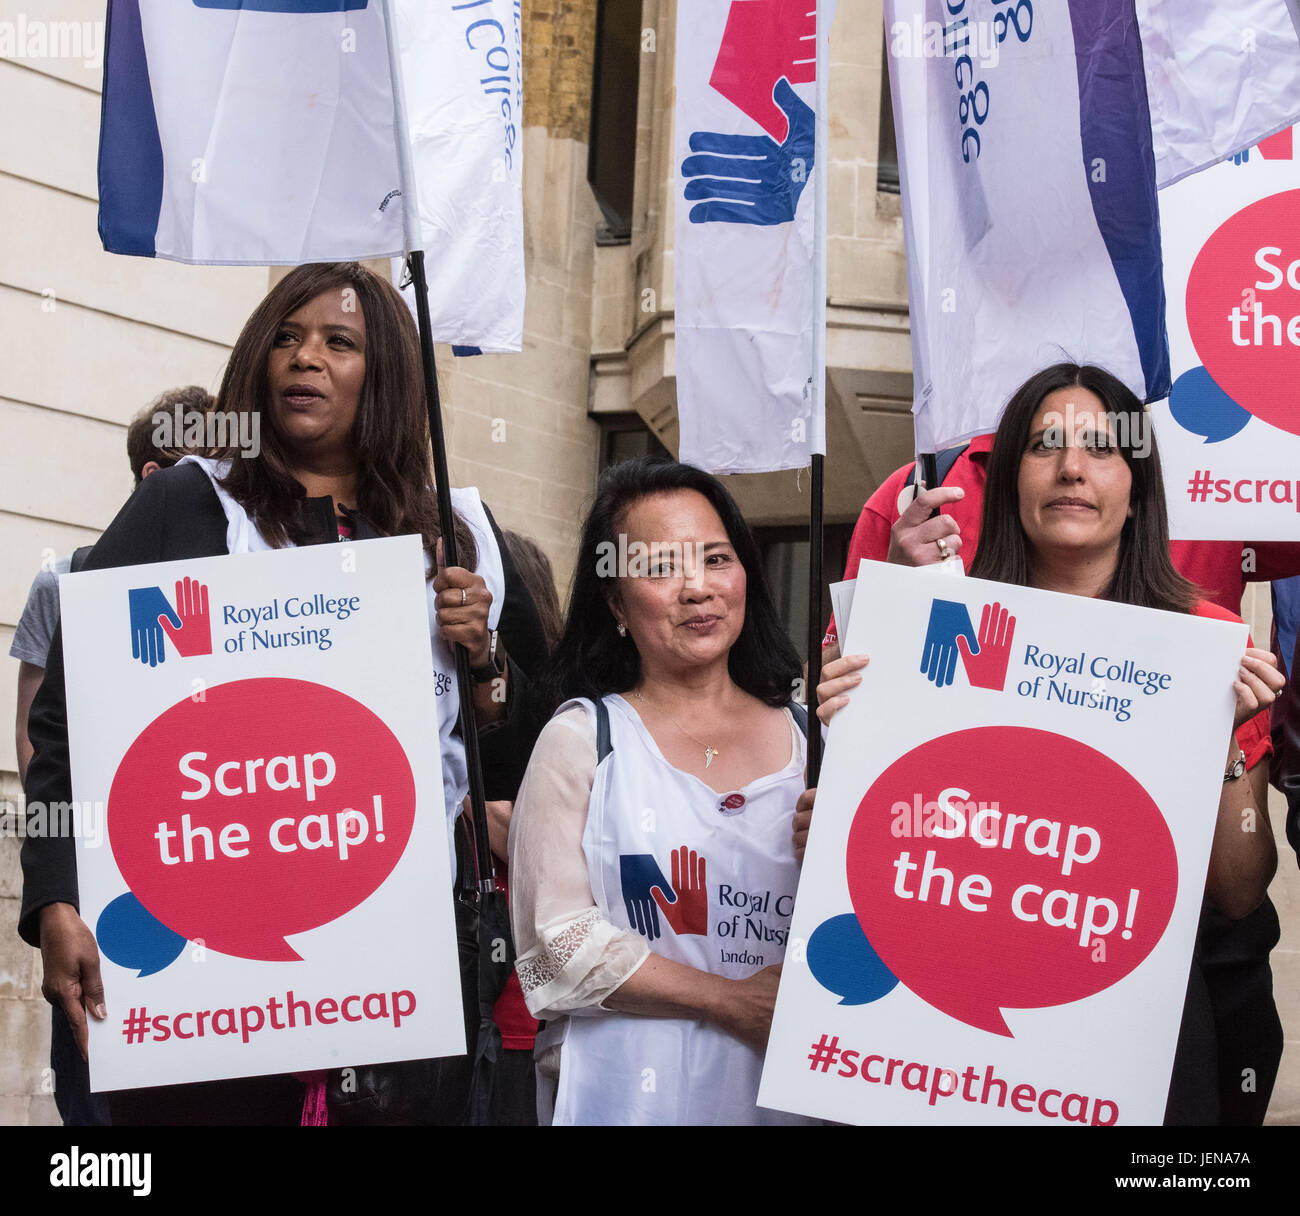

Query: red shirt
490 872 540 1051
827 436 1297 765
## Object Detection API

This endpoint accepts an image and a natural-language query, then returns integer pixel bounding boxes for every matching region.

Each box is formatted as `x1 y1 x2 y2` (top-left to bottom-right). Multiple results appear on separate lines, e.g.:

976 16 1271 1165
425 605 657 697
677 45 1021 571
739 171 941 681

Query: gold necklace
631 690 720 768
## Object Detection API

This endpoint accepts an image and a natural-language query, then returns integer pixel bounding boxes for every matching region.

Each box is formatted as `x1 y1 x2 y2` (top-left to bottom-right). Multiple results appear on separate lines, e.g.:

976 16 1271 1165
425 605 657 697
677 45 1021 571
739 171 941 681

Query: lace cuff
516 907 650 1019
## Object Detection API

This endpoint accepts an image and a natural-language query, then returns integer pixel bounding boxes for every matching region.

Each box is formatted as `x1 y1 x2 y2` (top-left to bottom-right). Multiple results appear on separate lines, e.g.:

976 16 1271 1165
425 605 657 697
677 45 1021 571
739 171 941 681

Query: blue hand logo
620 853 675 942
128 586 182 668
920 600 978 688
682 77 814 226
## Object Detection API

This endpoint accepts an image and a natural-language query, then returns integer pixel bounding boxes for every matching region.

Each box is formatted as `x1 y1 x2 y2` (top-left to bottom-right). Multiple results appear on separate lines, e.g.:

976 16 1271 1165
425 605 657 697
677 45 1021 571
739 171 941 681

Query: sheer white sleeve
508 705 650 1018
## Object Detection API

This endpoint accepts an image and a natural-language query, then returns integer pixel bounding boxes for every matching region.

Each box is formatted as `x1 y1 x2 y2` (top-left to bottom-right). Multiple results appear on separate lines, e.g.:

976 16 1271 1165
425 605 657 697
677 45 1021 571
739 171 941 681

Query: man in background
9 385 213 1124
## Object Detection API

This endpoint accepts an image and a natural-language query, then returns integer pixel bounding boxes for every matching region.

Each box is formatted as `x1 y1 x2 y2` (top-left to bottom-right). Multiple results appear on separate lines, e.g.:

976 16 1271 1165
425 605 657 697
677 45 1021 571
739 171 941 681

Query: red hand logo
652 845 709 937
159 576 213 657
1258 128 1293 160
956 602 1016 691
709 0 817 141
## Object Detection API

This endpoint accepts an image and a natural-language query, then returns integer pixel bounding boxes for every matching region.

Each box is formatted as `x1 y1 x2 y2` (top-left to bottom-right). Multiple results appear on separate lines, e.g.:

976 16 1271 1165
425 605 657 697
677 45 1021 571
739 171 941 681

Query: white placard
760 560 1245 1125
60 537 463 1091
1154 125 1300 540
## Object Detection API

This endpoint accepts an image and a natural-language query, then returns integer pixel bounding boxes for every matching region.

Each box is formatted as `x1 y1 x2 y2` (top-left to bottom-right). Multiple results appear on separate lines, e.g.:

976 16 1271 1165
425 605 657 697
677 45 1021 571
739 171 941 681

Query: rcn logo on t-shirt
920 599 1017 691
192 1 368 10
620 846 709 941
127 578 213 667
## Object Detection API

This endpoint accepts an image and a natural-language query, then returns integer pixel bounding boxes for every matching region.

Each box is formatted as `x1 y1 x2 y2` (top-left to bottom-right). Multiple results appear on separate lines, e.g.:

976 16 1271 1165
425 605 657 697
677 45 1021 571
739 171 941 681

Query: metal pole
407 250 496 896
383 0 495 895
806 452 826 785
805 0 830 785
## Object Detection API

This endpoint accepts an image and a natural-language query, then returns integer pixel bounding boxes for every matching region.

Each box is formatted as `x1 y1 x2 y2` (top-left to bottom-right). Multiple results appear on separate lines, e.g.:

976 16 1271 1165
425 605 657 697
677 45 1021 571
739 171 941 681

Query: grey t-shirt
9 555 72 667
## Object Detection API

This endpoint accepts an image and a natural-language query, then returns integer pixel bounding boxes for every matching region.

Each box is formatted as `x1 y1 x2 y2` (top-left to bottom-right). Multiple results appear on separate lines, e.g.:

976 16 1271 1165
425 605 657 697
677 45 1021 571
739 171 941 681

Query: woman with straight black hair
811 362 1285 1125
508 456 816 1124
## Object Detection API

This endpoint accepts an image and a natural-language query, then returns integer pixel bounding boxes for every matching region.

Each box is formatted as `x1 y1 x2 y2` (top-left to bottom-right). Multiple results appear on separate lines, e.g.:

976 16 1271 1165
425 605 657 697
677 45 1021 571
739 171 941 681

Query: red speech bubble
846 727 1177 1036
109 678 416 961
1187 189 1300 437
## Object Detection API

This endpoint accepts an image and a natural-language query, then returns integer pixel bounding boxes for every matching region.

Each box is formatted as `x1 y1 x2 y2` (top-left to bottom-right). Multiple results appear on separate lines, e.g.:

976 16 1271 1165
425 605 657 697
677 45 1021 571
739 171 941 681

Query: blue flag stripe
98 0 164 258
1066 0 1171 402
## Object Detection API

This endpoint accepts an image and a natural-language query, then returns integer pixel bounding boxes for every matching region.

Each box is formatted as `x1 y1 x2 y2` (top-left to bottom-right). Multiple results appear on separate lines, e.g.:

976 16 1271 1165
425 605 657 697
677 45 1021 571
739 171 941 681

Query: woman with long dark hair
508 456 816 1124
20 262 547 1124
809 362 1284 1124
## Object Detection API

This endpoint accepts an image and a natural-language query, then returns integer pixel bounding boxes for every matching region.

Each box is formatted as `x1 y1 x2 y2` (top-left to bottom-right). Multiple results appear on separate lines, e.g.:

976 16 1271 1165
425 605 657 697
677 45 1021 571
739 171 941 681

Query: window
589 0 643 244
600 415 669 470
755 524 854 663
877 37 900 195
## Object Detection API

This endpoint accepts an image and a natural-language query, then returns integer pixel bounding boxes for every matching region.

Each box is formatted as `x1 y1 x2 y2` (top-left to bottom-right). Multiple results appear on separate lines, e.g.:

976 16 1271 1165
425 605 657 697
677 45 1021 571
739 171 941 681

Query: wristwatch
1224 751 1247 783
470 629 505 683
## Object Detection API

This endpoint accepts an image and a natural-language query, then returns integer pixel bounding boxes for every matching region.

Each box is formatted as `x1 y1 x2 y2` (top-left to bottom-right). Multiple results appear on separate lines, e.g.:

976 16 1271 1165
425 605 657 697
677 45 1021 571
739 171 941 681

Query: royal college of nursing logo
682 0 817 228
619 846 709 941
127 577 213 667
920 599 1017 691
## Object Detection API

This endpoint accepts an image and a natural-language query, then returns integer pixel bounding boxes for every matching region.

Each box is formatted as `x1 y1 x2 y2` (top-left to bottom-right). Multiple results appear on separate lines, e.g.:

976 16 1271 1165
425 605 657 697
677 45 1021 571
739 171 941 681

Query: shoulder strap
904 442 971 490
595 697 613 763
789 701 809 738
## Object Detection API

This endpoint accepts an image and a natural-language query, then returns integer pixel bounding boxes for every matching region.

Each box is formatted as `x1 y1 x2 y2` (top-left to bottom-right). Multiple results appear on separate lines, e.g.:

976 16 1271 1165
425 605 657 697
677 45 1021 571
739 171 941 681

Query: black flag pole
805 0 829 789
382 0 496 898
921 451 940 499
805 453 826 786
407 251 497 896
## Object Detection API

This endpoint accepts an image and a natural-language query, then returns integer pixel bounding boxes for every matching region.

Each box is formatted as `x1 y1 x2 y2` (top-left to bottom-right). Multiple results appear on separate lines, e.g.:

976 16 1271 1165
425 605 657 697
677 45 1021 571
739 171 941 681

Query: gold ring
460 588 468 606
935 537 950 560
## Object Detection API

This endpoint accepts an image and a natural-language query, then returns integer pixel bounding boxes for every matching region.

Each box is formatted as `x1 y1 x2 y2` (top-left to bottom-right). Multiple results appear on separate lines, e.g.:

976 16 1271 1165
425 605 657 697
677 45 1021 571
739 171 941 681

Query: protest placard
759 560 1247 1125
58 536 463 1091
1153 124 1300 540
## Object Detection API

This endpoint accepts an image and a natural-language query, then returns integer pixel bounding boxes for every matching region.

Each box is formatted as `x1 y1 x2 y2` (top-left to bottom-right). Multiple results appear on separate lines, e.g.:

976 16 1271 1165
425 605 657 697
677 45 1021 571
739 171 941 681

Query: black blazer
19 461 548 945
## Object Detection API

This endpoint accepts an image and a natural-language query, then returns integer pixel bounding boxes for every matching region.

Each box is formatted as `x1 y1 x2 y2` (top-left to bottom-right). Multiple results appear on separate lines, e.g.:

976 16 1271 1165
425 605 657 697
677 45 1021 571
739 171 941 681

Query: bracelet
470 629 505 683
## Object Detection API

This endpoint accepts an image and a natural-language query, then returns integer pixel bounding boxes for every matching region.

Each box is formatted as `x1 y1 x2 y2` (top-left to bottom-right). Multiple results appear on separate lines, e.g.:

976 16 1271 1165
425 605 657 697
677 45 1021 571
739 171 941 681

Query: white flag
886 0 1300 455
389 0 524 352
673 0 833 474
98 0 524 350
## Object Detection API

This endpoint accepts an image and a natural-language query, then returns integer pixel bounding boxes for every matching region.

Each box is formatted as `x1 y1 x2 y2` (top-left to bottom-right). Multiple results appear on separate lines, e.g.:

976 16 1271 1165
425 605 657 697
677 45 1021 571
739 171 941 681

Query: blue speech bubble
807 913 899 1006
1169 366 1253 443
96 893 186 977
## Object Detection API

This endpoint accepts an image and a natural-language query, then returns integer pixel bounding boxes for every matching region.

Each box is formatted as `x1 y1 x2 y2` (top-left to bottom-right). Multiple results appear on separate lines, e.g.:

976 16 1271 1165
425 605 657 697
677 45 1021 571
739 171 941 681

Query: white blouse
507 705 651 1017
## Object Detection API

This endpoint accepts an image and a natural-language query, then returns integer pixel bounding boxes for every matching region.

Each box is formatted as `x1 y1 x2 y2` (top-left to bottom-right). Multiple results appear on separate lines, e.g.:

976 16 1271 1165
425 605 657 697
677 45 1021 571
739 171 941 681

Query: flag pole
805 0 831 786
383 0 496 896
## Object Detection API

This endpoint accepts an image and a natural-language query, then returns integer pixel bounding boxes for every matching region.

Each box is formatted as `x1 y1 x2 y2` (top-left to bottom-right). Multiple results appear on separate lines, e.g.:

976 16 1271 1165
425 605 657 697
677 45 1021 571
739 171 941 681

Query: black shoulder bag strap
595 697 613 763
904 441 971 491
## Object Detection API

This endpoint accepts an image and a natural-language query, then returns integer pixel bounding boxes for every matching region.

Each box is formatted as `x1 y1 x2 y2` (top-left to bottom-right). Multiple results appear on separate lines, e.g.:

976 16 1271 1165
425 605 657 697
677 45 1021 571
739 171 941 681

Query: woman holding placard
508 456 816 1125
805 362 1284 1125
20 262 548 1124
